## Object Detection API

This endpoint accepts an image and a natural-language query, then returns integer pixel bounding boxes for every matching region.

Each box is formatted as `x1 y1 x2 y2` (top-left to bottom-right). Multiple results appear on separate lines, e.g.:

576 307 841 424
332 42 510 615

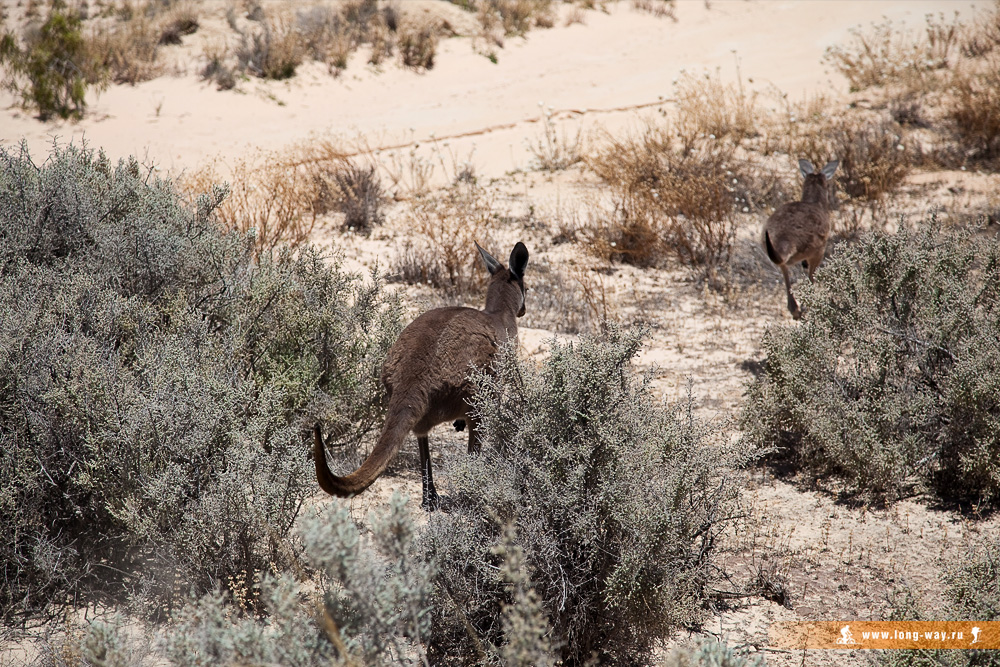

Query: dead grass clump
318 161 386 233
822 14 961 93
961 1 1000 57
184 150 325 254
297 0 394 72
674 69 759 144
398 22 437 70
587 128 778 276
945 61 1000 166
235 11 303 80
89 10 162 84
157 5 199 45
527 104 583 170
200 41 236 90
391 183 502 295
632 0 676 20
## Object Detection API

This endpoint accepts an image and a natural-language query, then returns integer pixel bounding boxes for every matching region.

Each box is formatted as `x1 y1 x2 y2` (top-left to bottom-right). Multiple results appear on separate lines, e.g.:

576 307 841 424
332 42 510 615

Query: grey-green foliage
0 142 402 624
742 221 1000 504
663 638 764 667
423 326 748 666
36 614 156 667
877 536 1000 667
165 492 435 667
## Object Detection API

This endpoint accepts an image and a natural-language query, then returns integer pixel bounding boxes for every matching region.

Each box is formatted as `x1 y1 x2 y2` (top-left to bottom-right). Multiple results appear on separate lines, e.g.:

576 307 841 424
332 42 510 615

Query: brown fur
314 242 529 509
763 159 839 319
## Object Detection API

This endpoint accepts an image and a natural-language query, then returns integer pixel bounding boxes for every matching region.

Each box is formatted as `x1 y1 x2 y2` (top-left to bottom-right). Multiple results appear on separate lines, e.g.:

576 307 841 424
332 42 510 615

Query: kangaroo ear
509 242 529 280
821 160 840 180
798 158 816 177
475 241 503 275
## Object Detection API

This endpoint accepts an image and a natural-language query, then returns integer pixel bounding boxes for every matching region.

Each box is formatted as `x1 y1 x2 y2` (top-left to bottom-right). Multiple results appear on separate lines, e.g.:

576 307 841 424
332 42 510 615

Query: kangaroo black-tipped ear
509 242 529 280
475 241 503 275
821 160 840 180
798 158 815 177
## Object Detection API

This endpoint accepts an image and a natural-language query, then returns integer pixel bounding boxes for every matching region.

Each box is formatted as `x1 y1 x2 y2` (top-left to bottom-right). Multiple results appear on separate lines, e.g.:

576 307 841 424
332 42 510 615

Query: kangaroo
763 158 839 319
314 241 529 510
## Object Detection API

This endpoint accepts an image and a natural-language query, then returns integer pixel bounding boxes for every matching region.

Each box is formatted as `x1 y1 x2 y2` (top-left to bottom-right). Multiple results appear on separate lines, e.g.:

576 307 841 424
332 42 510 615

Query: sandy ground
2 1 998 665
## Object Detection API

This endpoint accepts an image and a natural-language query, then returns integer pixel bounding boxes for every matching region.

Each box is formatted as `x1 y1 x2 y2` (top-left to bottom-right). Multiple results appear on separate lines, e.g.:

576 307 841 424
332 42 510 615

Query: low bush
317 161 386 233
166 493 436 666
587 127 786 276
236 10 304 80
674 69 759 145
946 61 1000 166
742 222 1000 505
398 22 437 70
423 327 749 665
0 142 402 625
0 6 108 119
877 536 1000 667
391 182 502 296
822 14 960 93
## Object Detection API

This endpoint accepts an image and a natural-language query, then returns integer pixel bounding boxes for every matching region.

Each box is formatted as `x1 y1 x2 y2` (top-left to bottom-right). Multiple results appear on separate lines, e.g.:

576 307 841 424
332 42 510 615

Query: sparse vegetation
945 59 1000 166
391 182 502 295
423 327 750 665
674 68 759 144
743 222 1000 505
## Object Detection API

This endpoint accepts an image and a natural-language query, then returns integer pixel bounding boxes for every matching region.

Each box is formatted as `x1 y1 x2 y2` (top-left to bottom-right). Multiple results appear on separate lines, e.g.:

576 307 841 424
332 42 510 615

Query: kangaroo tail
314 406 418 497
764 230 783 265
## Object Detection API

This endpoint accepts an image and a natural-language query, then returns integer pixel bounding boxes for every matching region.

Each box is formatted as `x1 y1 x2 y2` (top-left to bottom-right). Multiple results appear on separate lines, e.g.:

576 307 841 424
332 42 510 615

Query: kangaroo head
476 241 530 317
798 158 839 207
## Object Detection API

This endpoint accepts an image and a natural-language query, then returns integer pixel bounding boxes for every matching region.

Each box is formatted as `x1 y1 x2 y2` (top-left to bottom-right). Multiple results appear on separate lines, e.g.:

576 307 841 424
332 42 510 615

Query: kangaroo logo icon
971 627 981 645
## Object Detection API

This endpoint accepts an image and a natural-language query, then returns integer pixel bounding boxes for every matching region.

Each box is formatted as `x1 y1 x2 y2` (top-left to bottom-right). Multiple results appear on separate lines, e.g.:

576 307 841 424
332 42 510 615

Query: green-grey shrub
0 142 401 624
165 492 435 667
422 326 749 666
663 638 765 667
876 536 1000 667
742 221 1000 504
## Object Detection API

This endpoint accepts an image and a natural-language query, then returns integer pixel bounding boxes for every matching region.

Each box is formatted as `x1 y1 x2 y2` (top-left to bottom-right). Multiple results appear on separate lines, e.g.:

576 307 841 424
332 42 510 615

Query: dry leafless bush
823 13 961 93
587 127 785 278
89 10 162 84
235 9 303 80
398 21 437 70
314 161 386 233
961 0 1000 57
157 4 199 45
391 182 502 295
297 0 393 71
945 59 1000 166
200 40 236 90
183 150 326 254
527 104 583 170
674 68 759 144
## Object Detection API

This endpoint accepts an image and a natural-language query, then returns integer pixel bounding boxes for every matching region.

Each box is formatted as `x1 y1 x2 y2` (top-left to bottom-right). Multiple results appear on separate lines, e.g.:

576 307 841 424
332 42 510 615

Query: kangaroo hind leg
418 436 440 511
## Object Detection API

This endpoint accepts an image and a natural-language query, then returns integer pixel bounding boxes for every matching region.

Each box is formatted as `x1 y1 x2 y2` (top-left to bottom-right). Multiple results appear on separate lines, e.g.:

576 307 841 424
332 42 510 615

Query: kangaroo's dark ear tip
509 242 529 278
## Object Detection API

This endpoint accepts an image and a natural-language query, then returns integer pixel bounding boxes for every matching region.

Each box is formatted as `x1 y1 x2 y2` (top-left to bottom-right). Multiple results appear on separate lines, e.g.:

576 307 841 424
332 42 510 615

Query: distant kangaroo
763 158 839 319
314 241 529 509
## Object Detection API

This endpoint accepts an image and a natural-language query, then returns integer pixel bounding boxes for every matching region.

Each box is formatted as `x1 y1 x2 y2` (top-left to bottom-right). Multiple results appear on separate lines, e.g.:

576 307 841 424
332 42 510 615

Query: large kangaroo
314 241 529 509
763 158 839 319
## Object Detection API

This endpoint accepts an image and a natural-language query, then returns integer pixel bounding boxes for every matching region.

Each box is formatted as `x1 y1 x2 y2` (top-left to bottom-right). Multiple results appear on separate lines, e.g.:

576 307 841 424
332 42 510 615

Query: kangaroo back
314 242 530 501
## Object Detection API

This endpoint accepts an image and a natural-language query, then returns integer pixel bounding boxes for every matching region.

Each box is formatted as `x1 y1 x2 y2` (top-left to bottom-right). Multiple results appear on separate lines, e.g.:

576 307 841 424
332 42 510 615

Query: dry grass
586 126 786 280
632 0 676 21
822 13 961 93
89 8 162 84
526 104 584 171
316 161 386 233
391 182 502 295
182 142 355 254
674 69 759 144
945 58 1000 166
398 21 437 70
235 10 303 80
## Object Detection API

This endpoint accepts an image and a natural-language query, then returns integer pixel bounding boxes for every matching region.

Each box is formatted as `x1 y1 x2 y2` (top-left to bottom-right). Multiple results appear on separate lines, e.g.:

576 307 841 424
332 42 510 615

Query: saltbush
423 326 749 666
742 222 1000 504
0 142 401 625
